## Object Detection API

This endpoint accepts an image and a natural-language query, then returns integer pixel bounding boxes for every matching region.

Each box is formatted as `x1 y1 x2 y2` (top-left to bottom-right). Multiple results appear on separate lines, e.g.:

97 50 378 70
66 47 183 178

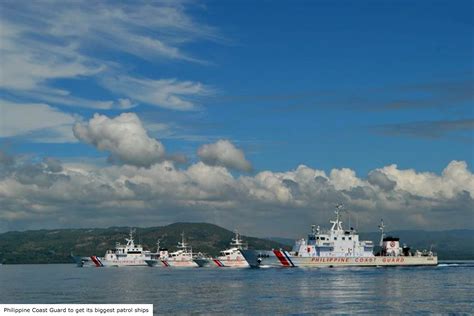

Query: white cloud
0 1 215 111
117 98 136 109
380 161 474 199
101 75 210 111
0 99 77 142
0 18 103 91
73 113 165 167
197 139 252 171
330 168 363 191
0 156 472 234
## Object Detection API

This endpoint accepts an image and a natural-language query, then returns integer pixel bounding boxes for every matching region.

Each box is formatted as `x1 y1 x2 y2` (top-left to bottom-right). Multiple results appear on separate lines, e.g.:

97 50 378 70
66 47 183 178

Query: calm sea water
0 262 473 315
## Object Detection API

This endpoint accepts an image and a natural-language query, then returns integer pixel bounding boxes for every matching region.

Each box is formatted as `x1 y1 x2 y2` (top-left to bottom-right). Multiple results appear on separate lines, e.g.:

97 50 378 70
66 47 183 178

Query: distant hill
0 222 287 264
268 229 474 260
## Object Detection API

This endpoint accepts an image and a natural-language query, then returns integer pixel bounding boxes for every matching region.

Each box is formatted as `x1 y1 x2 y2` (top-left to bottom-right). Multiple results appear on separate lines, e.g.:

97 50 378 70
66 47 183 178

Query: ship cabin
291 206 374 258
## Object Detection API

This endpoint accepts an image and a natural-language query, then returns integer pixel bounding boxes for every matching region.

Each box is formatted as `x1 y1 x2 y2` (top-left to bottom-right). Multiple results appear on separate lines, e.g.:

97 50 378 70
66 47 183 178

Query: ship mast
156 239 161 252
330 204 344 231
178 232 186 249
178 232 192 255
378 219 385 247
125 228 136 247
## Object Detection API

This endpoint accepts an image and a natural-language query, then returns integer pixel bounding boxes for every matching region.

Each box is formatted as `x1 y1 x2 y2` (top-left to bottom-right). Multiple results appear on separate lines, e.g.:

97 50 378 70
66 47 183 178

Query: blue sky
2 0 473 174
0 1 472 234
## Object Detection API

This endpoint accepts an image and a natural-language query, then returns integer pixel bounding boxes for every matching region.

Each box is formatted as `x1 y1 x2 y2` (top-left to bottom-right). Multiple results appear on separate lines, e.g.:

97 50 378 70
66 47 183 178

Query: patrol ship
194 231 249 268
74 229 156 267
240 204 438 268
145 233 198 268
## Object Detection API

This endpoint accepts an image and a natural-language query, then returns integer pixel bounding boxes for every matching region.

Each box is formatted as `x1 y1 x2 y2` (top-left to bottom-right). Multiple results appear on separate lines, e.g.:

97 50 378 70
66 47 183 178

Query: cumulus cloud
1 151 472 235
379 161 474 199
73 113 165 167
368 170 396 191
197 140 252 172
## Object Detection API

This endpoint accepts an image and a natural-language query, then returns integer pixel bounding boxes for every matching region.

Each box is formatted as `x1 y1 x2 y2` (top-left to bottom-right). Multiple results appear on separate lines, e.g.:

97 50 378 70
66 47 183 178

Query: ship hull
75 256 150 267
165 260 198 267
193 258 212 267
195 258 249 268
241 249 438 268
213 258 249 268
100 260 148 267
146 259 198 268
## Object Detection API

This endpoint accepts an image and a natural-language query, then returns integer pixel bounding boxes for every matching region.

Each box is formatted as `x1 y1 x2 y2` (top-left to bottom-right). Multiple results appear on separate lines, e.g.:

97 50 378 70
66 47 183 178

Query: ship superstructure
240 204 438 268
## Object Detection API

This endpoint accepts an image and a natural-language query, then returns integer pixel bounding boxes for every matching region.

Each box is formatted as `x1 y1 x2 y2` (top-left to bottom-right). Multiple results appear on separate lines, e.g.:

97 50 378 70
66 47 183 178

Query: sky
0 0 473 237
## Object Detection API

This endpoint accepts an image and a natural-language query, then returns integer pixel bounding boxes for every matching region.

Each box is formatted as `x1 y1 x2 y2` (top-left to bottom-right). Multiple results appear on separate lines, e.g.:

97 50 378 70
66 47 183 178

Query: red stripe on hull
273 250 290 267
90 256 102 267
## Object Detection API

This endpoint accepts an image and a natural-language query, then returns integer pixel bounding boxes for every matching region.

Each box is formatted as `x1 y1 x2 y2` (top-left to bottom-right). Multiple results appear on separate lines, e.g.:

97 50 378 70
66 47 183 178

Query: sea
0 261 473 315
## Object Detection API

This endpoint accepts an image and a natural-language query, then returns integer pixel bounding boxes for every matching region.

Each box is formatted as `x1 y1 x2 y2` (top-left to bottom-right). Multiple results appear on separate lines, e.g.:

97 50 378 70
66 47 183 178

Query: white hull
213 258 249 268
75 256 149 267
241 249 438 268
165 259 198 268
101 259 148 267
146 259 198 268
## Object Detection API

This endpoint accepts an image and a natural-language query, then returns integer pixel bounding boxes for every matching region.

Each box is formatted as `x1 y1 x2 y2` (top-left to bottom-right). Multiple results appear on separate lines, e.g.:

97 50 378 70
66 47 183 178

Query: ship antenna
156 238 161 252
378 219 385 247
126 228 136 247
181 232 185 246
331 203 344 231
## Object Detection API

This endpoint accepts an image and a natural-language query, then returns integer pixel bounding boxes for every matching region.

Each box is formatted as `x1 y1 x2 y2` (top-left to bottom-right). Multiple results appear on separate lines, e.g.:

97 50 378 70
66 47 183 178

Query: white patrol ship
145 233 198 268
194 231 249 268
240 204 438 268
74 229 156 267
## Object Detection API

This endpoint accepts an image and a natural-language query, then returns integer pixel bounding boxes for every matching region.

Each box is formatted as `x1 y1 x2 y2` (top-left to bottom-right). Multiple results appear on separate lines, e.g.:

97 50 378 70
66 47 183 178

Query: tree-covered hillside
0 222 286 264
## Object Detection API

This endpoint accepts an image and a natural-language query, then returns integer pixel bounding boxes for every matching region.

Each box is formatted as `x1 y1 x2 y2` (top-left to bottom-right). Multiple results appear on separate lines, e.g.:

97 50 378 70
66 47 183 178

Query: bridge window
334 237 337 240
349 237 352 240
342 237 345 240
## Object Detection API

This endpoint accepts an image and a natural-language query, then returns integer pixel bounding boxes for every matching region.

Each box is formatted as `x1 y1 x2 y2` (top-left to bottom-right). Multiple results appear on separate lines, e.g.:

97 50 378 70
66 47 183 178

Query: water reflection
0 264 472 314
